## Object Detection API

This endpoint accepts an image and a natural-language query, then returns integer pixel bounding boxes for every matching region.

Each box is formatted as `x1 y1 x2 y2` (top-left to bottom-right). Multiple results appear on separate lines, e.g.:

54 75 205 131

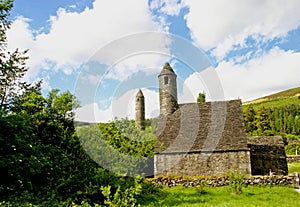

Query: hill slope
243 87 300 110
242 86 300 137
244 87 300 105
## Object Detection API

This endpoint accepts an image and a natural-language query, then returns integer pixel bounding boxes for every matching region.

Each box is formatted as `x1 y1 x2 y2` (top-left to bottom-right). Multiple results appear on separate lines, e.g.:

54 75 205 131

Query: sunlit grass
288 162 300 174
144 185 300 207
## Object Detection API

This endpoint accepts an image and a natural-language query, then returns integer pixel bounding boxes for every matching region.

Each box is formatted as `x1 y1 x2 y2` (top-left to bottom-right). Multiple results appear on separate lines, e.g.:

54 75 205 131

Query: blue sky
7 0 300 122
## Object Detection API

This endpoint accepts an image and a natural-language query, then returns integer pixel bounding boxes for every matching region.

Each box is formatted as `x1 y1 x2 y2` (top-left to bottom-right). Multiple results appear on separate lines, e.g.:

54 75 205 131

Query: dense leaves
77 118 157 176
0 0 31 112
244 104 300 137
0 1 160 206
243 99 300 155
197 92 206 103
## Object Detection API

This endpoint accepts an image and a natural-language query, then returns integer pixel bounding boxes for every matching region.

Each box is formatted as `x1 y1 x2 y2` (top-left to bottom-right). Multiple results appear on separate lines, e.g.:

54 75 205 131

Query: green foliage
77 118 157 176
285 143 300 155
145 118 157 134
255 87 300 101
101 176 143 207
1 88 159 205
0 0 13 42
0 89 100 203
0 0 32 112
243 100 300 137
243 95 300 158
197 92 206 103
194 182 207 195
243 105 256 134
288 162 300 174
228 170 246 195
254 106 271 135
0 2 160 206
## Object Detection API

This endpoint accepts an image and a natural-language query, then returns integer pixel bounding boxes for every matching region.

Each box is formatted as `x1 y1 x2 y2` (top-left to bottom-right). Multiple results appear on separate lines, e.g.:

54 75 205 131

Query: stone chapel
135 62 288 176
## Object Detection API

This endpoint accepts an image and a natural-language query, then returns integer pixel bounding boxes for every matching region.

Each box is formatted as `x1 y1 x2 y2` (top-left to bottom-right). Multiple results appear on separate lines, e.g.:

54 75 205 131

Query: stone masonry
155 100 251 176
135 89 145 130
248 136 288 175
135 62 288 176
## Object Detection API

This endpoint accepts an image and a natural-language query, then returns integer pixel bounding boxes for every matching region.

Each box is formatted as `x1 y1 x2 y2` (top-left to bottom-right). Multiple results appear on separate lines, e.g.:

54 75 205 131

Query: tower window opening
164 76 168 85
137 98 139 102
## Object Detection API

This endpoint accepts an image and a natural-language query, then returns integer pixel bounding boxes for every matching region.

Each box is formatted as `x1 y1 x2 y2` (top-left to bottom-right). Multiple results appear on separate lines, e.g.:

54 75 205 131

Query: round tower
135 89 145 130
158 62 178 116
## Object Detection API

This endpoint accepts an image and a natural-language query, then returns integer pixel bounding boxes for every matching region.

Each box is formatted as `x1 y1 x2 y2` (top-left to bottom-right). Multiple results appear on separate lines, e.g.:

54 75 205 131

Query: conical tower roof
158 62 176 77
136 89 144 97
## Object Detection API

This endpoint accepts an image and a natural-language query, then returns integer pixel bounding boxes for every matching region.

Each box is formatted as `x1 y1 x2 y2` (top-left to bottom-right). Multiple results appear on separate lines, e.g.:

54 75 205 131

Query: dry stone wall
152 175 299 188
287 155 300 162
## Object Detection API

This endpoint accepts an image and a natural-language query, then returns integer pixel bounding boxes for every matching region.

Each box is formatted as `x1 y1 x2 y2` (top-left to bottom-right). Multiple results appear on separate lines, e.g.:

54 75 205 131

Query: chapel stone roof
156 100 249 154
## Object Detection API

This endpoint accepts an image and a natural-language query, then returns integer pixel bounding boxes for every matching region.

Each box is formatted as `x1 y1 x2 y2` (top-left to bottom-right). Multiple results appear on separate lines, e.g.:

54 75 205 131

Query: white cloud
178 66 226 103
178 48 300 103
179 71 207 103
150 0 184 16
7 0 165 81
105 53 167 81
76 46 300 123
75 88 159 122
183 0 300 59
215 48 300 102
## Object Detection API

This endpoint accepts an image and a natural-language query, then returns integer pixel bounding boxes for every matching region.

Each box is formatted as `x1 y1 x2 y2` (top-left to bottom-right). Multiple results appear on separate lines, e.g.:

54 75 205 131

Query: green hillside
242 87 300 141
242 96 300 111
243 87 300 109
243 87 300 110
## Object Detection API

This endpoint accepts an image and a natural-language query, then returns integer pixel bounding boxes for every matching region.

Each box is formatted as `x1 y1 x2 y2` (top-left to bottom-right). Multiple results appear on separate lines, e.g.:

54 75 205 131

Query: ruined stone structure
135 89 145 130
135 62 288 176
248 136 288 175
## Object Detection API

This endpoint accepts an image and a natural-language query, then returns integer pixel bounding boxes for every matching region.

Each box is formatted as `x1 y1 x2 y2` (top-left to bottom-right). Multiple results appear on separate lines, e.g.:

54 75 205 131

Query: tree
0 2 158 205
77 118 157 176
197 92 206 103
255 106 271 135
0 0 31 112
244 105 257 135
0 0 12 42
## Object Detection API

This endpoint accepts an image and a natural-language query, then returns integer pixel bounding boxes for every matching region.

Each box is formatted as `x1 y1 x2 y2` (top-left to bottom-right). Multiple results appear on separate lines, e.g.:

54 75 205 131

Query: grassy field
288 161 300 174
142 162 300 207
144 185 300 207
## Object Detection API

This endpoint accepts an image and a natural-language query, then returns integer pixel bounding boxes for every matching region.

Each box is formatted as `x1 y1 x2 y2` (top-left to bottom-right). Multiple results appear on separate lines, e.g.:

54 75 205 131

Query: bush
285 143 300 155
228 170 246 195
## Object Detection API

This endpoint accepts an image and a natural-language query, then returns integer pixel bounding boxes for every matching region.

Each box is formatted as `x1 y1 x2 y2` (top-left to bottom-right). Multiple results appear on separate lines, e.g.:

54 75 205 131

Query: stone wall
151 175 299 187
248 136 288 175
154 150 251 176
287 155 300 162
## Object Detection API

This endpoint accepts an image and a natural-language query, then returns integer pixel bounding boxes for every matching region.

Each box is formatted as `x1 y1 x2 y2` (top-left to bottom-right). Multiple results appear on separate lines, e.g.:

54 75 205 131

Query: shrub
228 170 246 195
285 143 300 155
